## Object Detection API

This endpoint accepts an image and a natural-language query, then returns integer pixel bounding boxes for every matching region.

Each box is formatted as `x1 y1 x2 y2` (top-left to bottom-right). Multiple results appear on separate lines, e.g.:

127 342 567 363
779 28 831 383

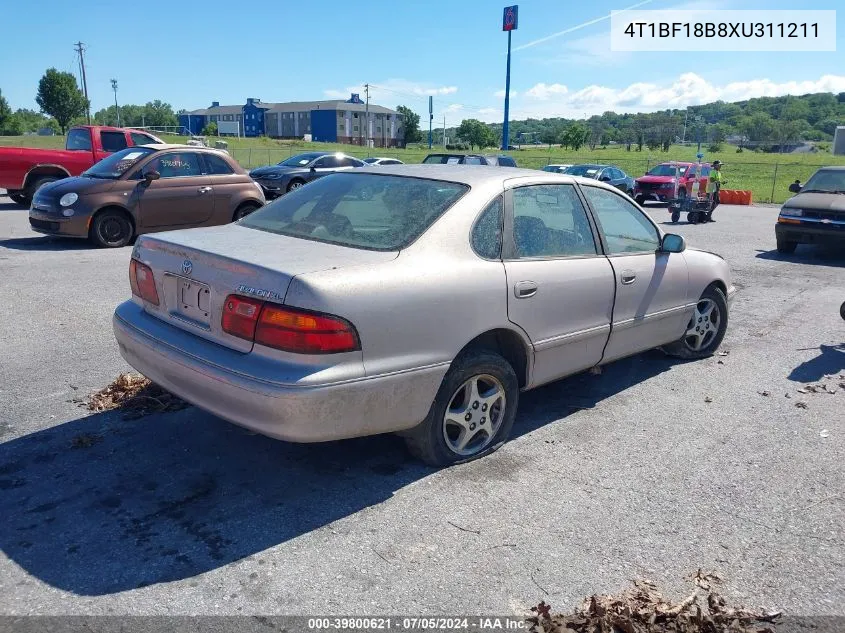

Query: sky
1 0 843 127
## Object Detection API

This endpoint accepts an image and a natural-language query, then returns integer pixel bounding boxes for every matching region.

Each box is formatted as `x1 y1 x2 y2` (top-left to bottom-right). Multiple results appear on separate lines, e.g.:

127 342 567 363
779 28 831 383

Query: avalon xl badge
182 259 193 276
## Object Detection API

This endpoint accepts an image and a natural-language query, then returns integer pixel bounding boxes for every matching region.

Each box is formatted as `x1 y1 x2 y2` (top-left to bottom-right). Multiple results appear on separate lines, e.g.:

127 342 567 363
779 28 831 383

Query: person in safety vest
706 160 725 222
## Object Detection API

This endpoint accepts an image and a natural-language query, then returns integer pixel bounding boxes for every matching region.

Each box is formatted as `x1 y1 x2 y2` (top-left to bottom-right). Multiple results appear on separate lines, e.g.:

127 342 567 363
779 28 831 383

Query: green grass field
3 133 844 204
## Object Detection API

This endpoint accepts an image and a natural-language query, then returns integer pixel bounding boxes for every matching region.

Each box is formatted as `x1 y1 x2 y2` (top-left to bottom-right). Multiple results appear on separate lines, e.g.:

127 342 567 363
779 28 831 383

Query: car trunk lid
133 224 398 352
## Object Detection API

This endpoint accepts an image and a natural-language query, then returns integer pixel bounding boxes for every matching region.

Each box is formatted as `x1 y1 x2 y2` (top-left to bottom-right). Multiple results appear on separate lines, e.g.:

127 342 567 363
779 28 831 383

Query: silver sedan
113 165 736 466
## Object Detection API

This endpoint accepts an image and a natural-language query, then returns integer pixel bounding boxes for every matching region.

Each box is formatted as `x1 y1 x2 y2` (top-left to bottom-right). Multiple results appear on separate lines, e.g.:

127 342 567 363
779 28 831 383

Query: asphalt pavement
0 192 843 618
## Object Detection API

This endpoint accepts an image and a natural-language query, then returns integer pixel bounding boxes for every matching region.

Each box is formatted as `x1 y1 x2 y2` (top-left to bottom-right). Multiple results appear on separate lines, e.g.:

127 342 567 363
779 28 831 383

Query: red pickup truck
0 125 163 205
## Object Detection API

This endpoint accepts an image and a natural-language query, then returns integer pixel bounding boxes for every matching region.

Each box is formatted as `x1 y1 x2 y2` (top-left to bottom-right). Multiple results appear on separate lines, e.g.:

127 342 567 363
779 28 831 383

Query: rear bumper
112 301 448 443
775 222 845 246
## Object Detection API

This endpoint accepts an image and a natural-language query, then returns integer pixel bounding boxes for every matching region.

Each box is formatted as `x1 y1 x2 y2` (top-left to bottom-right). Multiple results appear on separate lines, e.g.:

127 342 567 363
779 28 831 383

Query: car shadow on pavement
0 201 25 211
755 247 845 268
788 344 845 383
0 350 678 596
0 236 99 251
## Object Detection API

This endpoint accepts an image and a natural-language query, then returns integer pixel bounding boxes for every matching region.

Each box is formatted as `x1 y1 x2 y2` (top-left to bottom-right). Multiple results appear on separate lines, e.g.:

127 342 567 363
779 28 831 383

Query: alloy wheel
684 298 720 352
442 374 506 456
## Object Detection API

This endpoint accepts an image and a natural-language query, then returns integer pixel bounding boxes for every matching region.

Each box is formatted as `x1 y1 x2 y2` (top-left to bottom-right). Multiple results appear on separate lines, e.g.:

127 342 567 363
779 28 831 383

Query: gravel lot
0 192 842 618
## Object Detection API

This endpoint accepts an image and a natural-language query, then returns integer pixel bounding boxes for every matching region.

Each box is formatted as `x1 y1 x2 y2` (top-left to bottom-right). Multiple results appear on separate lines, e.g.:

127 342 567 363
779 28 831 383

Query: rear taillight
221 295 359 354
129 259 159 306
222 295 263 340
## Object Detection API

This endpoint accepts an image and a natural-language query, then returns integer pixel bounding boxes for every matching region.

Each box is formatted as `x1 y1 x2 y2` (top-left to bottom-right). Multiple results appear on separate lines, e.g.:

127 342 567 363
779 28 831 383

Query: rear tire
403 350 518 467
8 192 28 206
776 235 797 254
635 195 646 206
840 301 845 321
233 202 260 222
90 209 133 248
663 285 728 360
28 176 59 199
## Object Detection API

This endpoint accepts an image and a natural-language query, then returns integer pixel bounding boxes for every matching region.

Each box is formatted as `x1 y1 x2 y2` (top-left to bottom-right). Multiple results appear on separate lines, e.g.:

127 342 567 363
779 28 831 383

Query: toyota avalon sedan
113 166 735 466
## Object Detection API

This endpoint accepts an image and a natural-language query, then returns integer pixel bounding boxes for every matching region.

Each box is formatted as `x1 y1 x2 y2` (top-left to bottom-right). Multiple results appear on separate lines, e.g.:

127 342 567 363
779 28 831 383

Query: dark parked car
249 152 367 198
563 164 635 196
775 166 845 254
28 145 265 248
422 153 517 167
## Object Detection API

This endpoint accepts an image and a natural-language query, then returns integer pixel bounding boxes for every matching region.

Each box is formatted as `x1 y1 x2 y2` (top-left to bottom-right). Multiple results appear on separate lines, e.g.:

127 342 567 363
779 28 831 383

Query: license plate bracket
166 274 211 327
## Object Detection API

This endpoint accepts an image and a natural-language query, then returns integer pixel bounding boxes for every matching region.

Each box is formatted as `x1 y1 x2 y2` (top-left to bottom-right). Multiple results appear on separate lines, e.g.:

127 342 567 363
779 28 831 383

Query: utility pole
364 83 370 147
682 109 688 144
111 79 120 127
74 41 91 124
443 115 446 147
428 96 433 149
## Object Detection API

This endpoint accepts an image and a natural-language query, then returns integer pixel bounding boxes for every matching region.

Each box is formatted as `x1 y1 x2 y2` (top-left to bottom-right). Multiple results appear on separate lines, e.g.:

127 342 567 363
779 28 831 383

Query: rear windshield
422 155 462 164
239 173 469 251
647 164 689 177
563 165 602 177
83 147 157 179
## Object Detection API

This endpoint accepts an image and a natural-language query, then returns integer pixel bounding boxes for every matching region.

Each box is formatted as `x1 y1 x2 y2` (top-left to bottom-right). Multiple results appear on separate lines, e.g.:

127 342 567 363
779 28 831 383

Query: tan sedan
28 144 265 247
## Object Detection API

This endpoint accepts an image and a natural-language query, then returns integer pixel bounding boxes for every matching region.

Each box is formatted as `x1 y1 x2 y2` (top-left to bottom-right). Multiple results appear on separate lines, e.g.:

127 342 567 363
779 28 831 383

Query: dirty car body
776 166 845 253
113 165 735 465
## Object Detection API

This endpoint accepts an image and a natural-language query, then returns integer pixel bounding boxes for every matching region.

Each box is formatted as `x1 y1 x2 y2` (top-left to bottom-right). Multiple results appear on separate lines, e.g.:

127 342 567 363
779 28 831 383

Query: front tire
840 301 845 321
404 350 519 467
90 210 133 248
287 178 305 192
671 210 680 223
776 235 797 254
663 285 728 359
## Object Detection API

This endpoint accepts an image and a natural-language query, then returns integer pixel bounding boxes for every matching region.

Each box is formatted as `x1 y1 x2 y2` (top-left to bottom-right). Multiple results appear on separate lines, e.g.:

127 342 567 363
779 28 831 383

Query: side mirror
660 233 686 253
788 180 802 193
310 166 317 172
144 170 160 183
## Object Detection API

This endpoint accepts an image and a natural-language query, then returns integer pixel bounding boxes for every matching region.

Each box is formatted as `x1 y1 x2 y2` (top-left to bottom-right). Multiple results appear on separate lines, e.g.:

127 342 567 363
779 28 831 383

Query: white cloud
323 79 457 106
524 83 569 100
477 73 845 122
493 89 518 98
444 103 464 113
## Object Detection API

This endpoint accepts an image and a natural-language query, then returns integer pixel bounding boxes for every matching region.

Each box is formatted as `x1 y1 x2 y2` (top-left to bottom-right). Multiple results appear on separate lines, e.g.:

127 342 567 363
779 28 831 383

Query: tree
143 100 178 128
457 119 495 150
396 105 422 145
201 121 218 136
0 89 10 130
559 123 589 151
35 68 88 134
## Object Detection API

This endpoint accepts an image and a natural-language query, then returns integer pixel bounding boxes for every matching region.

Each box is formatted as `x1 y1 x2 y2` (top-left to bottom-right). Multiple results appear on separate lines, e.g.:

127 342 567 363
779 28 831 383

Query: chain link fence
226 145 835 205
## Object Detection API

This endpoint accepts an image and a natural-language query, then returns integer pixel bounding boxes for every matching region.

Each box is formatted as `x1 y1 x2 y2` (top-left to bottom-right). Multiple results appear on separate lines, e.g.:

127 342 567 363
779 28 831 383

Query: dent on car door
502 183 615 387
137 152 215 229
581 185 689 363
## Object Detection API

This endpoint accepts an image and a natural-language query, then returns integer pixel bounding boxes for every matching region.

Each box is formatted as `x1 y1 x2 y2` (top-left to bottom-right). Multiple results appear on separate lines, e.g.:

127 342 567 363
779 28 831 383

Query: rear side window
130 132 157 146
497 156 517 167
101 131 128 152
145 152 204 178
203 153 235 175
471 196 503 260
66 129 92 151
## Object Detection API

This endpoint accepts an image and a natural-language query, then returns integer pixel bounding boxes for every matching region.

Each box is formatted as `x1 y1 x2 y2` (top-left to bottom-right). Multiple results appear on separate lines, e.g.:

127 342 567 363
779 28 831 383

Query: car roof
140 143 228 152
360 164 622 189
813 165 845 171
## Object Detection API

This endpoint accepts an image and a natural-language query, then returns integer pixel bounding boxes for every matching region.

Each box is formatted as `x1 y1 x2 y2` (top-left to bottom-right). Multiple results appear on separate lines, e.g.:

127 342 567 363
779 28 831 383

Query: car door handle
621 271 637 285
514 281 538 298
198 186 212 194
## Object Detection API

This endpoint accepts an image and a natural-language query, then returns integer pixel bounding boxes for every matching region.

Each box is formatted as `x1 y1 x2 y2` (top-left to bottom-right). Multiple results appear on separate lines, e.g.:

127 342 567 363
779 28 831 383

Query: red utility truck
0 125 163 205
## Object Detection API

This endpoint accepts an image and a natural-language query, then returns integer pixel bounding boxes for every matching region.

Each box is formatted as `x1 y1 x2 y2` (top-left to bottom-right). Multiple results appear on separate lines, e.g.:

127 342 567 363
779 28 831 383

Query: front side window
471 196 503 260
145 152 204 178
314 156 341 169
100 131 128 152
511 185 597 258
463 156 484 165
582 186 659 254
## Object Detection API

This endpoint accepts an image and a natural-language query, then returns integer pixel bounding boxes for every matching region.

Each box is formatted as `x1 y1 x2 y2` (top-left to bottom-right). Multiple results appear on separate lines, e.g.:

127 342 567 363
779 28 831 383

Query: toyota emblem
182 259 193 276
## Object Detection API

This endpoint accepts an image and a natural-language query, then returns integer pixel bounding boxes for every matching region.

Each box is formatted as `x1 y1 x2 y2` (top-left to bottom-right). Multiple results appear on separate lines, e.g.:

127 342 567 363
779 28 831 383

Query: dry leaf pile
80 373 188 420
528 570 780 633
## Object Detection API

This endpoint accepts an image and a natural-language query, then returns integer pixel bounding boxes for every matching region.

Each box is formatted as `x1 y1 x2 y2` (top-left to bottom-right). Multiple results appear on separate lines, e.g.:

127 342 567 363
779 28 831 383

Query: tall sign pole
502 5 518 151
428 95 433 149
